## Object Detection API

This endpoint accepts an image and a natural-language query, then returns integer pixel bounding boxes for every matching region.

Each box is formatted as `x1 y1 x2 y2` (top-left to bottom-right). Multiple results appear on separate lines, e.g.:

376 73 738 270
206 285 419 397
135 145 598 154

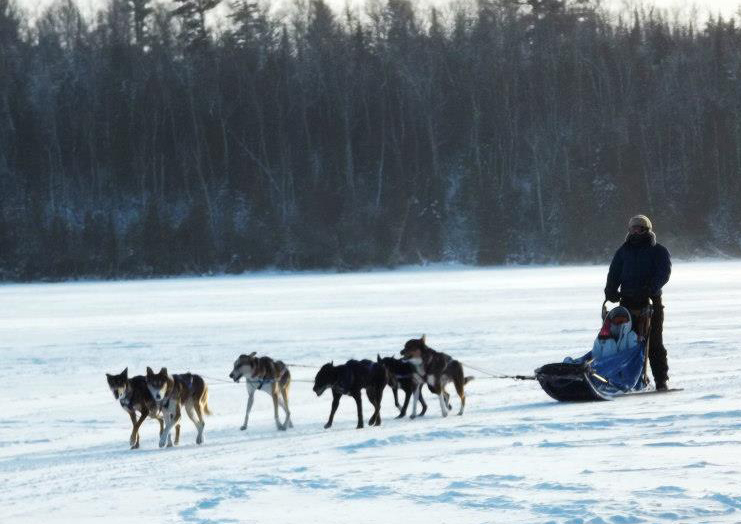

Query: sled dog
145 367 211 448
106 367 164 449
400 335 473 418
313 357 387 429
379 355 442 418
229 352 292 431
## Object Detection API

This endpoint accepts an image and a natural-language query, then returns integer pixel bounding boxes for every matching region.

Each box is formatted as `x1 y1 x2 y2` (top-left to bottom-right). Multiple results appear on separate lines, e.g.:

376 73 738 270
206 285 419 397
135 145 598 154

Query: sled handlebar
601 298 653 321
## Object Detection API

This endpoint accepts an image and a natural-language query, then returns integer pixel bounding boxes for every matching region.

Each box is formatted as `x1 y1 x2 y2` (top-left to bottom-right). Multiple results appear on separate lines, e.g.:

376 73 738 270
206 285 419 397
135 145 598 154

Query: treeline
1 0 740 280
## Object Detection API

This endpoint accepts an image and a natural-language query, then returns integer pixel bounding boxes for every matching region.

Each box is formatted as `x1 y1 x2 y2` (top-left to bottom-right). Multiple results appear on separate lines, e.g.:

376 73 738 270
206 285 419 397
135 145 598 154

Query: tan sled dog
400 335 473 418
145 367 211 447
229 352 292 431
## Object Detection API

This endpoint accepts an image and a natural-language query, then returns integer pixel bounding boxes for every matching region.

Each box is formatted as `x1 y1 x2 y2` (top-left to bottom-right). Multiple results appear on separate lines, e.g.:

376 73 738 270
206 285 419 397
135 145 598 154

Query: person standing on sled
604 215 671 390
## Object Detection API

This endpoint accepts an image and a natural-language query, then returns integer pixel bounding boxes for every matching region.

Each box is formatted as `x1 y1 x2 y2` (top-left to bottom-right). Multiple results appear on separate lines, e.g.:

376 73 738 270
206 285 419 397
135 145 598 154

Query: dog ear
239 354 247 359
421 334 427 344
160 367 168 376
248 351 257 358
122 367 128 378
106 373 112 379
146 366 153 375
377 354 382 363
330 361 334 366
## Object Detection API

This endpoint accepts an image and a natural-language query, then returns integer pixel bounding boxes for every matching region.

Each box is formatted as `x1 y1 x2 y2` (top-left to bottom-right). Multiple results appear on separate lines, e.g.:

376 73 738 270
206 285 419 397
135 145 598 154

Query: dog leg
194 401 206 443
371 397 382 426
392 385 401 409
279 386 292 429
397 389 411 418
272 388 285 431
160 408 176 448
375 386 383 426
128 411 138 447
324 391 341 429
241 388 255 431
130 411 148 450
410 385 421 419
444 391 452 410
167 406 181 447
419 389 428 417
367 390 377 426
353 392 364 429
438 385 449 417
185 404 202 444
456 378 466 416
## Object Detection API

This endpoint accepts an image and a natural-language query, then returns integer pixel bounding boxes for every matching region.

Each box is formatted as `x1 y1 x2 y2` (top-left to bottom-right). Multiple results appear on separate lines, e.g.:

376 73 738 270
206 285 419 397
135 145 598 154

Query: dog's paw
441 412 448 418
324 422 332 429
240 425 247 431
395 413 405 419
196 435 203 444
356 424 364 429
410 414 416 420
277 424 286 431
159 441 166 448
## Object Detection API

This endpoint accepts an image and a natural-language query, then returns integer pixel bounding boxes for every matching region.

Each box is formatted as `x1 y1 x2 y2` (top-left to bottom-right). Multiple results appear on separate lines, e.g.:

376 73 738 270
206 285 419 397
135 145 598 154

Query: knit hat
628 214 652 230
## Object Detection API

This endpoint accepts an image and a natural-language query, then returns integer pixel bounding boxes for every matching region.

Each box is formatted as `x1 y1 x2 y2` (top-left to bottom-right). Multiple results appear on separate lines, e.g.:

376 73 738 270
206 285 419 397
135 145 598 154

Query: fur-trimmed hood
624 230 657 247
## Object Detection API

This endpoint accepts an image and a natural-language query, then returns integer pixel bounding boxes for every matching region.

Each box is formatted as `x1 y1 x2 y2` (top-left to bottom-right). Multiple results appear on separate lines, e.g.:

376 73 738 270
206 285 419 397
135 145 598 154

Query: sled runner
536 303 657 402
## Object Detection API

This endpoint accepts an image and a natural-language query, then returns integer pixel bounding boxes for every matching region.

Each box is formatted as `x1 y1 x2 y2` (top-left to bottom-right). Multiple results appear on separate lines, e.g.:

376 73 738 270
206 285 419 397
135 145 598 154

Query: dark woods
1 0 740 280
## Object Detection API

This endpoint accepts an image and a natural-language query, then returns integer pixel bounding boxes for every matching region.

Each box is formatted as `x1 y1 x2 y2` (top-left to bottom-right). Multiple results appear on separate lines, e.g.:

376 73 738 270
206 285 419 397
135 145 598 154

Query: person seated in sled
604 214 671 390
591 307 637 361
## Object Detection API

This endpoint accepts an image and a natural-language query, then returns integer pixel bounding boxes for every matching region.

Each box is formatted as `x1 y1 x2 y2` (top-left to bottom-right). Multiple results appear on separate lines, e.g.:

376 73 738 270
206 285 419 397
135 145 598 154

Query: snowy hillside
1 262 740 523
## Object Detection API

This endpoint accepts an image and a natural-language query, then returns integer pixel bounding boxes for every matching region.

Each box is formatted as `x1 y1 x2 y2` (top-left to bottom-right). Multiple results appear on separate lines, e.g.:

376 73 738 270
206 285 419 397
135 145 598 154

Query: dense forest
0 0 740 280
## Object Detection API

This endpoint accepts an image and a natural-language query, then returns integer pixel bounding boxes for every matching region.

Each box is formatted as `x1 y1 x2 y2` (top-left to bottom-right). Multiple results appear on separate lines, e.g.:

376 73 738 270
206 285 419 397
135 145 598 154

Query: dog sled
535 302 655 401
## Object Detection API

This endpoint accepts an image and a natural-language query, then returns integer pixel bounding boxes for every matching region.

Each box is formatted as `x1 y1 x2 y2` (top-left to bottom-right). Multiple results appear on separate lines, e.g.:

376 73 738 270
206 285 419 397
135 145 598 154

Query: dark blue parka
605 232 671 300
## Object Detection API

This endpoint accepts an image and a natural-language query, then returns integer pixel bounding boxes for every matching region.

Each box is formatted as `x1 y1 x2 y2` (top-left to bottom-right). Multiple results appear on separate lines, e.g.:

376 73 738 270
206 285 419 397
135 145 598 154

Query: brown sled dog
145 367 211 448
106 367 164 449
400 335 473 418
229 352 292 431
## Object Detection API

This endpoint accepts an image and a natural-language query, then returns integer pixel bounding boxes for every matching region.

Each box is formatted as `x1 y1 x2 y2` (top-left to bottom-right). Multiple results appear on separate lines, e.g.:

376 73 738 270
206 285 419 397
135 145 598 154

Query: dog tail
464 376 475 385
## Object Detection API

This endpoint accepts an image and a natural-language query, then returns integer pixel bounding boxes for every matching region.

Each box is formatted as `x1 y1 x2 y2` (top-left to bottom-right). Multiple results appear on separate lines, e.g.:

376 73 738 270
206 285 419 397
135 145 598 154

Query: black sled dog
229 352 293 431
106 367 164 449
313 358 388 429
145 367 211 448
400 335 473 418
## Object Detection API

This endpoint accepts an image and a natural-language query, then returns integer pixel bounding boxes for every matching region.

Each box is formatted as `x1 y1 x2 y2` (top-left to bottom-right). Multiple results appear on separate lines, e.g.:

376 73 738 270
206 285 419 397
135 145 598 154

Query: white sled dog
229 352 293 431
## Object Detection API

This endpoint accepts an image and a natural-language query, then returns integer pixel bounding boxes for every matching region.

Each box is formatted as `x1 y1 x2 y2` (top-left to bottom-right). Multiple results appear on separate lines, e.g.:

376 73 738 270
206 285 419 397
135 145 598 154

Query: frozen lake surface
1 261 740 523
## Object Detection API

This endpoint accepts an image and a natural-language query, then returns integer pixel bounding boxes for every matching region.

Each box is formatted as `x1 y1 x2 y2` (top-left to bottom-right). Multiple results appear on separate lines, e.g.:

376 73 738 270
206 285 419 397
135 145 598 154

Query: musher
604 215 672 390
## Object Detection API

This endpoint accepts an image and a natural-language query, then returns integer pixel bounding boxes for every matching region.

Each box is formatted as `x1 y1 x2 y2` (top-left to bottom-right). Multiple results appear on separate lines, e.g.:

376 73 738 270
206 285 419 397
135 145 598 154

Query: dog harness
247 377 271 389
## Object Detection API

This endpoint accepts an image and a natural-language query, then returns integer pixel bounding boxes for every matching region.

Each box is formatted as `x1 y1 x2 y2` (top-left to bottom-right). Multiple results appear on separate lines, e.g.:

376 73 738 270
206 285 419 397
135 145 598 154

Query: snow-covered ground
1 261 740 523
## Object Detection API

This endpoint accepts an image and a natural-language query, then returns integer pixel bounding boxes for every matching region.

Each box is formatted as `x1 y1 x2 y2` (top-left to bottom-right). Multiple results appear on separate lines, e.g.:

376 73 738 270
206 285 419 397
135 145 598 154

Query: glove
605 289 620 303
